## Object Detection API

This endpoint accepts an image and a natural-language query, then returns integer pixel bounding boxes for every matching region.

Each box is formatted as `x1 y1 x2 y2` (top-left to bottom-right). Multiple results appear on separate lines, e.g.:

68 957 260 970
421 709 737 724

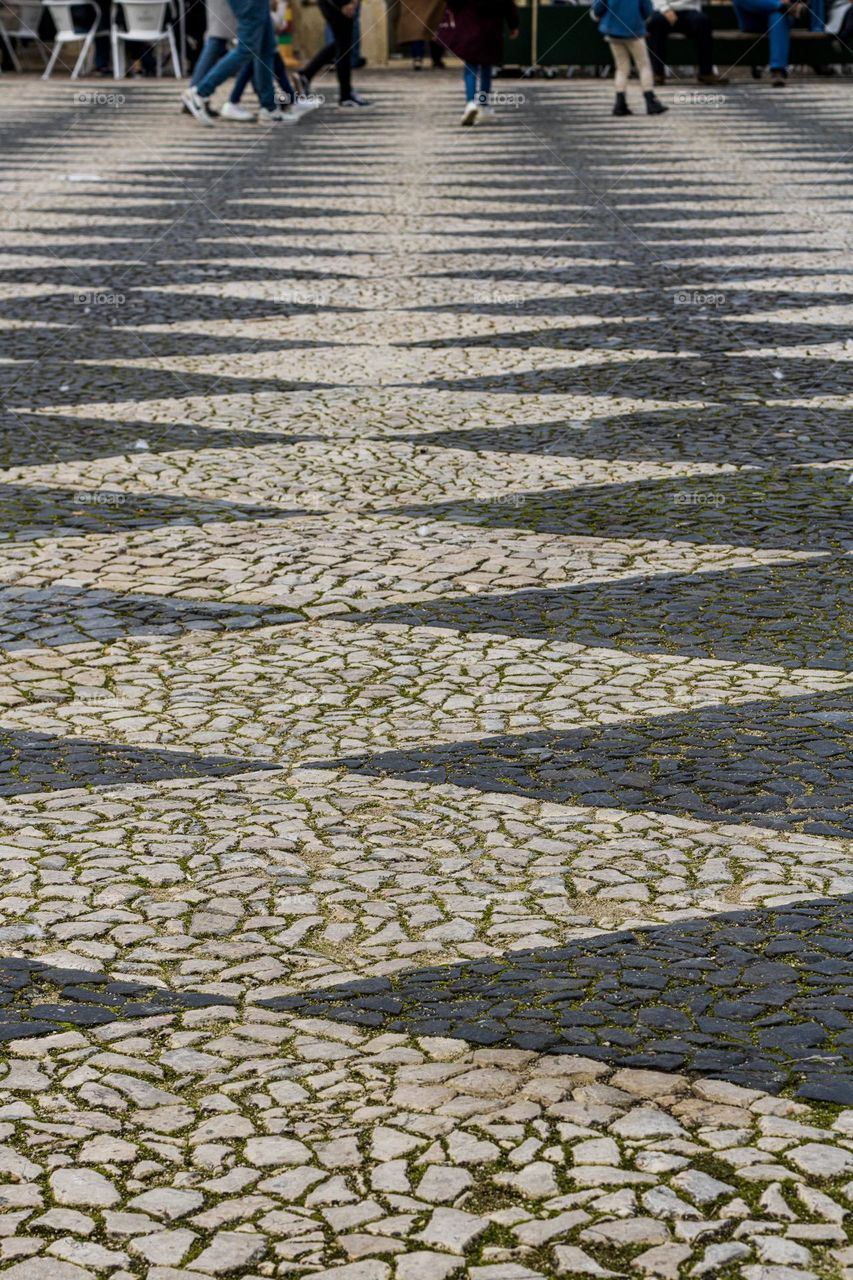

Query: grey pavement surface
0 67 851 1280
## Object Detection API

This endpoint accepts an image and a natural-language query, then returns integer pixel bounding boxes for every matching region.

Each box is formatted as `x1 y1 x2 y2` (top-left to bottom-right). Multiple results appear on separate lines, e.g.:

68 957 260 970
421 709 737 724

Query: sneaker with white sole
339 92 373 108
220 100 256 121
461 100 478 126
258 106 294 123
292 93 322 114
181 87 215 126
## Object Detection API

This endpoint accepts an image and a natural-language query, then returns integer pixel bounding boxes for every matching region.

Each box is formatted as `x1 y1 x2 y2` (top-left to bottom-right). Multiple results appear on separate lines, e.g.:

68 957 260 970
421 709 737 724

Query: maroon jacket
436 0 520 65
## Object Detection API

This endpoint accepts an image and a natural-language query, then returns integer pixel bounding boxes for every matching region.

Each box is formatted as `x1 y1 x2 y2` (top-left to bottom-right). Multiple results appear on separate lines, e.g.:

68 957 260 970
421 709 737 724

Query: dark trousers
646 7 714 76
303 0 353 102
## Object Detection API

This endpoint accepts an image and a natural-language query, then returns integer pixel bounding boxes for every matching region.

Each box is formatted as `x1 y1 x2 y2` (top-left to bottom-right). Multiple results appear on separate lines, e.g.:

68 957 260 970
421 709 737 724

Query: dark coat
397 0 447 45
436 0 520 65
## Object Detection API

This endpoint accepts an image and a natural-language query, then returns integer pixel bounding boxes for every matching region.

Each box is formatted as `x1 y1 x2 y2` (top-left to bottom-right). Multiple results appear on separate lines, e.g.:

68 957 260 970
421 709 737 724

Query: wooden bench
503 3 853 69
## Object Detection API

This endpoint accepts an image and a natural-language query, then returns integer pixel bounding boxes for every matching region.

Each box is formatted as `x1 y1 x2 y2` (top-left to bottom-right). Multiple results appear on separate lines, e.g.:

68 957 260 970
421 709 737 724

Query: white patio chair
110 0 180 78
42 0 101 77
0 0 46 66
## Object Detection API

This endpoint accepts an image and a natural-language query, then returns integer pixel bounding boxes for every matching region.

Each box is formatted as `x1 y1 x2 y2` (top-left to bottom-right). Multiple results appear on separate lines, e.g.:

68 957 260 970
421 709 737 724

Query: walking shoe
339 93 373 108
612 91 632 115
291 70 310 98
181 86 215 126
258 106 292 123
770 67 788 85
292 94 322 115
461 100 479 125
220 100 256 121
478 104 496 121
644 90 668 113
697 71 729 84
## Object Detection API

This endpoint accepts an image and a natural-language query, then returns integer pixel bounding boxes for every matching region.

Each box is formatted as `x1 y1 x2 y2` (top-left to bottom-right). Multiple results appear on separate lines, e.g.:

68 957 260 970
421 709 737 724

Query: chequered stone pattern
0 68 851 1280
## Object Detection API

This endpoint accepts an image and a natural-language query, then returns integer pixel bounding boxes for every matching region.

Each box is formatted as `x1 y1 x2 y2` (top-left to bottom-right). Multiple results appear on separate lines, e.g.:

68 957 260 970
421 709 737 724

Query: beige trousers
608 36 654 93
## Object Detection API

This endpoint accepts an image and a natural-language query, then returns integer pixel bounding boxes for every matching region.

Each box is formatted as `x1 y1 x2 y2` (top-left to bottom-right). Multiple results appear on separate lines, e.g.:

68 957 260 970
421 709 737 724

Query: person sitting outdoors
730 0 811 85
646 0 729 84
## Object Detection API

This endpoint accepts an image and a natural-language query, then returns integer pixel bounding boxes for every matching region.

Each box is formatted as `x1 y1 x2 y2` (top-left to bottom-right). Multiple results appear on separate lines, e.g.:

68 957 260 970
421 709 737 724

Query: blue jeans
231 21 294 101
195 0 275 110
732 0 792 68
464 62 492 105
191 35 228 86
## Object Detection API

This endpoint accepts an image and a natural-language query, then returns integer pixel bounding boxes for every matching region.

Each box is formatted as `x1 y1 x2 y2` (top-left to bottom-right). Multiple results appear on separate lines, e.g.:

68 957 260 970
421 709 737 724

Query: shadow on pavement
316 689 852 837
0 957 234 1038
261 894 853 1103
391 468 852 552
333 558 851 670
0 728 279 795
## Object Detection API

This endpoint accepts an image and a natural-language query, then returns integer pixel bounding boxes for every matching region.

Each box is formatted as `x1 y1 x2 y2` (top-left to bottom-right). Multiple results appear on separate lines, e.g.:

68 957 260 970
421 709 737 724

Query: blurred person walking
182 0 284 124
294 0 371 108
436 0 519 126
224 0 321 119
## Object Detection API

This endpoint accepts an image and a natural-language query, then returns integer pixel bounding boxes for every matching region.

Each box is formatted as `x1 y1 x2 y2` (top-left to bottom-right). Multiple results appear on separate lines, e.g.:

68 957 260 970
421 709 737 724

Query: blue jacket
592 0 652 39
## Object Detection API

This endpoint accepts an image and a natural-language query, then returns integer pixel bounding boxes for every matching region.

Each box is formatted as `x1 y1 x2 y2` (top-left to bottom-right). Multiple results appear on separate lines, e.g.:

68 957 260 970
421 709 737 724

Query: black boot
612 91 632 116
644 89 668 114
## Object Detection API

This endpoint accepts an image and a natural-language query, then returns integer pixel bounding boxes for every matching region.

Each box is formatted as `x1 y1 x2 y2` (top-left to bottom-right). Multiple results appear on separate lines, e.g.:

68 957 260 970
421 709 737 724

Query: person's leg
808 0 824 29
195 0 262 100
251 12 276 109
90 0 111 72
192 35 228 85
645 11 670 78
429 39 444 66
629 37 654 90
766 4 792 66
319 0 353 101
274 50 295 101
609 38 631 92
230 57 253 100
351 8 361 63
676 8 715 76
732 0 768 32
463 62 477 101
302 37 335 81
234 22 286 105
478 62 493 104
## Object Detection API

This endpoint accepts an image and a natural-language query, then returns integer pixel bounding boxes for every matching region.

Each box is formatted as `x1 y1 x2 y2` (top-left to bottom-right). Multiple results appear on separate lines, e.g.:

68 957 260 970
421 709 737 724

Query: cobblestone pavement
0 68 851 1280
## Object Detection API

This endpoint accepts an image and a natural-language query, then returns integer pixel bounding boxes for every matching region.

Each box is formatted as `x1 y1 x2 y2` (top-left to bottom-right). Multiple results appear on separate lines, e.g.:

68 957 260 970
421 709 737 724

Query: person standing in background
396 0 447 68
591 0 668 114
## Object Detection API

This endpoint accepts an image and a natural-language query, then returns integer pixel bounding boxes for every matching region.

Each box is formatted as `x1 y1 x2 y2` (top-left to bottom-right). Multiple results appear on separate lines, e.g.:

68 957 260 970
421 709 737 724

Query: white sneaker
461 100 479 126
220 100 256 122
258 106 294 124
181 87 215 126
292 93 322 114
478 105 496 121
